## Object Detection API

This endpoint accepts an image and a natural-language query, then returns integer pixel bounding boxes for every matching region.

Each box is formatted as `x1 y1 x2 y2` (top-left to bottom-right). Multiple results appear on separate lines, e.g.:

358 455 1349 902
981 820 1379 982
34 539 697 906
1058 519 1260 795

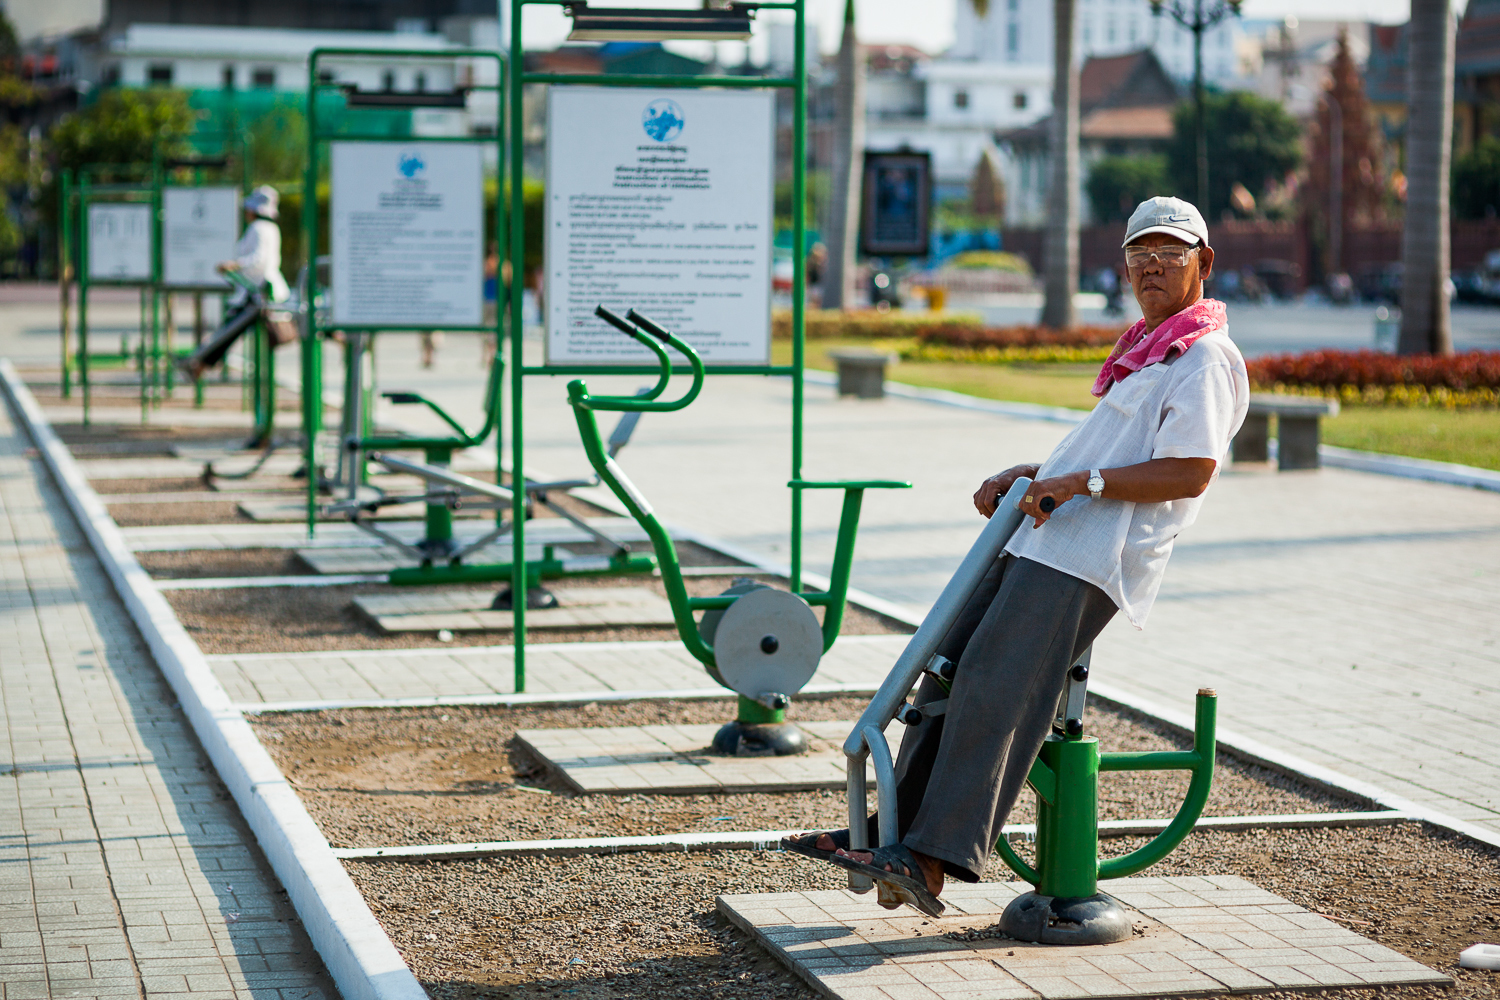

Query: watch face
1088 476 1104 494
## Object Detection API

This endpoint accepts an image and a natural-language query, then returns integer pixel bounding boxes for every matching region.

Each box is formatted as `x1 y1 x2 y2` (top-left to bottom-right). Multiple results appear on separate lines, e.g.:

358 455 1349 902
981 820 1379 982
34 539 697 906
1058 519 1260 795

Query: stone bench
828 348 897 399
1232 394 1340 470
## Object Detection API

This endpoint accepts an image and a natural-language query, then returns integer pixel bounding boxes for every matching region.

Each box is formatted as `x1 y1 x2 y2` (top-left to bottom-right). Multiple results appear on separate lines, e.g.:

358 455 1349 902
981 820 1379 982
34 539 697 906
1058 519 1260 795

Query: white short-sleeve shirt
1003 329 1249 628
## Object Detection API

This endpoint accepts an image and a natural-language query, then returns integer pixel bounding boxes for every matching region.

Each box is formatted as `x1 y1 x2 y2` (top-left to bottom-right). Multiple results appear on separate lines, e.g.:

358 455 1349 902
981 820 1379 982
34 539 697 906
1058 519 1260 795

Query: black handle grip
1039 496 1056 513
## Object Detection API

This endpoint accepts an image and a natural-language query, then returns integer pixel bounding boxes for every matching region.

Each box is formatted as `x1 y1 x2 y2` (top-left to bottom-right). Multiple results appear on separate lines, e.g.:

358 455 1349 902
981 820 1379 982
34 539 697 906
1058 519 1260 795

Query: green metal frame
62 139 252 426
300 47 507 552
70 167 157 427
567 309 906 725
506 0 821 694
995 689 1218 897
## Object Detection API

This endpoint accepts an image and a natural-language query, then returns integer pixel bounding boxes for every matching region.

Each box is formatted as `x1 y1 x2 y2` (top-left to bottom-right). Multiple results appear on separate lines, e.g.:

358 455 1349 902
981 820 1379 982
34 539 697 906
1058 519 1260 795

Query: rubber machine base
491 586 561 611
711 721 809 757
998 891 1134 945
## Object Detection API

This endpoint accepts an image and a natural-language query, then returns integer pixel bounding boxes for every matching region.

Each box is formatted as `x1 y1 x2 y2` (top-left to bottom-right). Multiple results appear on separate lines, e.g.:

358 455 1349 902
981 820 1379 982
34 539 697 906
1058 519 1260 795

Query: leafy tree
248 102 308 185
1086 155 1167 223
1166 91 1301 218
1452 135 1500 220
49 89 197 179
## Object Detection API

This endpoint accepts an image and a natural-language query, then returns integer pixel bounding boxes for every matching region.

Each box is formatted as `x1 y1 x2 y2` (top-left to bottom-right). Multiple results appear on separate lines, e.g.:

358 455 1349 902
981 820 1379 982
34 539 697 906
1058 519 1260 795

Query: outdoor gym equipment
499 0 822 696
60 138 259 430
567 306 909 755
843 477 1217 942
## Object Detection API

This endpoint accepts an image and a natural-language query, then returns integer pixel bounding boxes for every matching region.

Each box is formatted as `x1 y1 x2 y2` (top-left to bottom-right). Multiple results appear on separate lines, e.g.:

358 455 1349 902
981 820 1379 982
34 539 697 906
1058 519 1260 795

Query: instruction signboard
330 141 485 327
545 87 774 365
162 186 240 288
87 203 153 282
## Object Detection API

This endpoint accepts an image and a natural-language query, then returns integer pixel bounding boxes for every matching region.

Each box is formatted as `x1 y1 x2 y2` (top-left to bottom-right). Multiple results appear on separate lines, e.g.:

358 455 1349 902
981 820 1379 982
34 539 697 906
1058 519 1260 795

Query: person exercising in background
180 186 290 381
782 196 1250 916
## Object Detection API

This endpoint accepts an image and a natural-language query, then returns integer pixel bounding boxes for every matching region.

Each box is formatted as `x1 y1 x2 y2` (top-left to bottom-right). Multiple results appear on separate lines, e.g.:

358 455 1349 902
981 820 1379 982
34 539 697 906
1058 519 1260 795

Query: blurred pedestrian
179 186 289 381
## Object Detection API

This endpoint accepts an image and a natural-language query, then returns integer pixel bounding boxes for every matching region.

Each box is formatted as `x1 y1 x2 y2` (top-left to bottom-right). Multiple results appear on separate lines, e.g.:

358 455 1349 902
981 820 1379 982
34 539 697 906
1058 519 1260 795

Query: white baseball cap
244 185 279 220
1122 196 1208 248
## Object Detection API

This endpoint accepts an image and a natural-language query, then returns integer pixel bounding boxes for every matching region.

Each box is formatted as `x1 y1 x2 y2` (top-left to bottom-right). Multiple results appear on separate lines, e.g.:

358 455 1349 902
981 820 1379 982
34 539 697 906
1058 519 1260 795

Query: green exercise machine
569 305 908 753
845 478 1218 940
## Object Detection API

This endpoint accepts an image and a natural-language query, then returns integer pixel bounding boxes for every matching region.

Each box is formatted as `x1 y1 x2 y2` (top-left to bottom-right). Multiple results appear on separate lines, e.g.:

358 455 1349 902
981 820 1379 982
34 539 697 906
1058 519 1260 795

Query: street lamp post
1150 0 1244 210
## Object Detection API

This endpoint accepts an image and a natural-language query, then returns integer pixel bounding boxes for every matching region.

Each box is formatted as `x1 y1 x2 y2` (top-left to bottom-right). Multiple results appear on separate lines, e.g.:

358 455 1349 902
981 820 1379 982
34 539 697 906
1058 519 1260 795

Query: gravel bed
91 476 212 495
51 422 248 453
110 498 252 526
252 697 1365 850
170 539 908 653
139 547 314 579
343 822 1498 1000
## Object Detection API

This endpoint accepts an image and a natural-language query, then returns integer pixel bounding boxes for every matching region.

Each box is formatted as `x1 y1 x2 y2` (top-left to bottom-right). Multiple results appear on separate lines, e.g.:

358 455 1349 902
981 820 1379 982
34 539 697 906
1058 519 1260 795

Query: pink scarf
1091 298 1227 398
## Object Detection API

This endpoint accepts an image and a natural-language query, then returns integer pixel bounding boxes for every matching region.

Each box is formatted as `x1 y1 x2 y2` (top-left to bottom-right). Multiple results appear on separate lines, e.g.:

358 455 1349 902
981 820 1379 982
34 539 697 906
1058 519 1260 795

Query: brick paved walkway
0 395 334 1000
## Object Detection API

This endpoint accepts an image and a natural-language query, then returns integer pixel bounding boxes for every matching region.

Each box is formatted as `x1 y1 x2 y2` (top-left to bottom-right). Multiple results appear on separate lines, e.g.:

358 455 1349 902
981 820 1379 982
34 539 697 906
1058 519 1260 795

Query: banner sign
331 141 485 327
861 151 931 257
87 203 153 282
162 186 240 288
545 86 774 365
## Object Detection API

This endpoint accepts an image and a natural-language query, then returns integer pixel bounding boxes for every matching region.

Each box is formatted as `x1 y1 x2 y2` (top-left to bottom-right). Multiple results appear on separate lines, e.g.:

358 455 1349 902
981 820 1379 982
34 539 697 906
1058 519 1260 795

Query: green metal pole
304 55 322 539
509 5 527 693
790 0 808 594
59 171 73 398
140 287 149 423
78 181 90 427
1034 737 1103 899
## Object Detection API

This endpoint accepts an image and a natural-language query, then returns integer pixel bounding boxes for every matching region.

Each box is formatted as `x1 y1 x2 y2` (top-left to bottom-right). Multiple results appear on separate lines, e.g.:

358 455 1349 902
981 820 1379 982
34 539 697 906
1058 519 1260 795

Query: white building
96 23 462 93
81 22 500 138
952 0 1247 85
864 0 1254 211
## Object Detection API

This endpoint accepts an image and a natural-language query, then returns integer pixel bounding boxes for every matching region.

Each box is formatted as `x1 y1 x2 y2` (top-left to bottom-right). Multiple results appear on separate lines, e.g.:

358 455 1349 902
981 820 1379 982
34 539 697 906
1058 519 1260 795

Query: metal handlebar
575 306 704 413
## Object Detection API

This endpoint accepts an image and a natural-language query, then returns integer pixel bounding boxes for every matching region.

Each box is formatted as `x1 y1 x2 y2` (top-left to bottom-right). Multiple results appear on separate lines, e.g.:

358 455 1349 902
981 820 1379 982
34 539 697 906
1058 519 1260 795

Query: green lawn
779 338 1500 471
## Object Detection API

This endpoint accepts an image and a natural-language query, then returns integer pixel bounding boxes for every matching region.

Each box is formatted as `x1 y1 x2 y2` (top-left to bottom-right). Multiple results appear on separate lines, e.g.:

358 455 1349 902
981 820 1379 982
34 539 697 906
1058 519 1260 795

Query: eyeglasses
1124 245 1200 268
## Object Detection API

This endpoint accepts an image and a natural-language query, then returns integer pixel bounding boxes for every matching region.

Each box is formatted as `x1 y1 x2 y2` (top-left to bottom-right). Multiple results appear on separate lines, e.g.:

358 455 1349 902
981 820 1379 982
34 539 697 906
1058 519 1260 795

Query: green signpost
504 0 817 694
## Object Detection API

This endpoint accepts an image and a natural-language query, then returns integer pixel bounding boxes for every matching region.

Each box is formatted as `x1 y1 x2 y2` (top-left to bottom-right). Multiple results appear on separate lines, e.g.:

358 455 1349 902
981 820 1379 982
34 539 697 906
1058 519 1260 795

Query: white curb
330 810 1410 863
1320 444 1500 492
0 360 426 1000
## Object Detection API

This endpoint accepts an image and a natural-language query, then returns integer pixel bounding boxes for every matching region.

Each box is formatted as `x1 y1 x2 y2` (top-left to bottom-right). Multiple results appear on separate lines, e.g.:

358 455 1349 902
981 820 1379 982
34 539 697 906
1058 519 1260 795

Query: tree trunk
1041 0 1079 330
823 0 864 311
1398 0 1455 355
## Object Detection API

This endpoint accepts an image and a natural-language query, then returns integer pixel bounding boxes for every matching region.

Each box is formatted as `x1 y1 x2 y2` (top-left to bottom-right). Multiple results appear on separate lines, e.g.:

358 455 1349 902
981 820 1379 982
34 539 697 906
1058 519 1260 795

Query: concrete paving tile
0 399 335 1000
724 879 1447 999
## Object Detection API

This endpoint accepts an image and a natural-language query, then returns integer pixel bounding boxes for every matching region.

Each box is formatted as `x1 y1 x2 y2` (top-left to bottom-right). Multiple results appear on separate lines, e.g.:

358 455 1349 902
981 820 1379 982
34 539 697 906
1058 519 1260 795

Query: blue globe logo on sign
397 150 426 178
642 99 685 142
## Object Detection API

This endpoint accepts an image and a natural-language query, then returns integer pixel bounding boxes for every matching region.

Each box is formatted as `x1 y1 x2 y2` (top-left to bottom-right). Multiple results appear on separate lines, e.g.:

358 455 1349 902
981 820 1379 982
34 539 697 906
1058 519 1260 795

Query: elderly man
783 196 1249 916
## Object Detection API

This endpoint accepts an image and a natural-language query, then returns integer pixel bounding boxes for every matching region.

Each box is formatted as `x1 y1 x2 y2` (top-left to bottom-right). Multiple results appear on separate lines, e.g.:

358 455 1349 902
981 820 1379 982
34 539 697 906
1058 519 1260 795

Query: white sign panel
87 203 153 282
545 87 774 366
331 141 484 327
162 186 240 288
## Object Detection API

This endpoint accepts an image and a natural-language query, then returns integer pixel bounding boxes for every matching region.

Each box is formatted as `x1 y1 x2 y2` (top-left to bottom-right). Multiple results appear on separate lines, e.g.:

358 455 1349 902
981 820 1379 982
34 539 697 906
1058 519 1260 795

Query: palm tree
1398 0 1455 355
823 0 864 311
1041 0 1079 330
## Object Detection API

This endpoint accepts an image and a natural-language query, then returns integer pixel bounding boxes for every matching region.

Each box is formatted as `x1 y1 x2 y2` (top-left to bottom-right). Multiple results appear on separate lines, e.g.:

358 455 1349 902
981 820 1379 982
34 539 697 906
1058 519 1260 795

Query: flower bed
894 341 1114 365
773 310 1125 353
1247 350 1500 409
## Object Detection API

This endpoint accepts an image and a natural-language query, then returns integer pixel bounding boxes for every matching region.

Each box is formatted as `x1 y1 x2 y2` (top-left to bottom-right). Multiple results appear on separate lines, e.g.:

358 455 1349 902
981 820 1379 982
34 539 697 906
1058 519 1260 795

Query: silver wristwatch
1087 469 1105 499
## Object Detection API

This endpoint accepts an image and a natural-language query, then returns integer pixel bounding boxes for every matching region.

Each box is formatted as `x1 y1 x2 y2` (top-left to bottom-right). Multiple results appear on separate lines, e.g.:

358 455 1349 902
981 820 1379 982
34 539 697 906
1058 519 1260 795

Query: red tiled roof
1079 52 1143 107
1081 105 1175 140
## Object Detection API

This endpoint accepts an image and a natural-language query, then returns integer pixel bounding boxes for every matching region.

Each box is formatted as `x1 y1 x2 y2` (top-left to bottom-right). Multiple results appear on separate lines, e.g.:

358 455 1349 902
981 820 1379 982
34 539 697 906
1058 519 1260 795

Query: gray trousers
880 555 1117 882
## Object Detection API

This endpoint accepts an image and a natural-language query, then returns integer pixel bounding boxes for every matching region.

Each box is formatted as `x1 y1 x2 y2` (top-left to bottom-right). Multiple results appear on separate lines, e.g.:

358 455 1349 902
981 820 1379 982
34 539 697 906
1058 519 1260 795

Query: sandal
828 843 945 917
779 829 851 861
